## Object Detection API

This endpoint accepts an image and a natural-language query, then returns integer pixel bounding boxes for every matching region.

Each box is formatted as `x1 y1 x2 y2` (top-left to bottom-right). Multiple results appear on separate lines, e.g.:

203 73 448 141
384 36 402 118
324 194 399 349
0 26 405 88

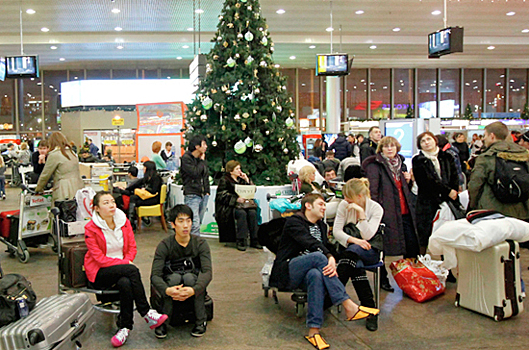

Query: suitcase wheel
494 314 503 322
295 302 305 318
454 300 459 307
500 256 504 263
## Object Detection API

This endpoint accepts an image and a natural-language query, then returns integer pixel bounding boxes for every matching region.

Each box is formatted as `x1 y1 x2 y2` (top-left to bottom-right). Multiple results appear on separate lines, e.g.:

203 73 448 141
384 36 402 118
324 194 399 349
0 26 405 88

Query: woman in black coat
215 160 261 251
412 132 460 254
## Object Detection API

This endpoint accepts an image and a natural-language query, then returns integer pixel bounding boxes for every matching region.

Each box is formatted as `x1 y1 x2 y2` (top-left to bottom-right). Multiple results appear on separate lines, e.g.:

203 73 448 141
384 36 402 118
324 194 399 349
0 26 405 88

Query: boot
380 266 394 292
236 239 247 251
128 203 137 230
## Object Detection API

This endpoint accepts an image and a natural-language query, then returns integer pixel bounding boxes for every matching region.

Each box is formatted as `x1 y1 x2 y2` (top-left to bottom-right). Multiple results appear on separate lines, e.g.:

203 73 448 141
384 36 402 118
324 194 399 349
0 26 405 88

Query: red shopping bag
389 259 445 303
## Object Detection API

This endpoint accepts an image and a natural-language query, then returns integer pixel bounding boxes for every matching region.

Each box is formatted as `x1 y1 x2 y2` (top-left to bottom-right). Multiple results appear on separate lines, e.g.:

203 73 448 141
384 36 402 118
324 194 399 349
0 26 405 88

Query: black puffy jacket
180 151 210 196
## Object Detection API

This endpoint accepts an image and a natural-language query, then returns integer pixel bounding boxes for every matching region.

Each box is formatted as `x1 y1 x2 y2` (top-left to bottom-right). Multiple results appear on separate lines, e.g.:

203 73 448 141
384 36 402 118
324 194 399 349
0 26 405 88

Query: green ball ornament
202 97 213 110
244 31 254 41
227 57 236 67
234 140 247 154
261 36 268 46
245 55 254 65
241 0 247 2
272 112 277 121
285 117 294 128
244 137 253 147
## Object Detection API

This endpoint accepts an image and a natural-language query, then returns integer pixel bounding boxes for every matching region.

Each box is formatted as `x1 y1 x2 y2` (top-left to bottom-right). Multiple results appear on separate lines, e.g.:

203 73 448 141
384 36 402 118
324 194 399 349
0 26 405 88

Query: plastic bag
389 258 445 303
417 254 449 286
76 187 96 221
269 198 301 213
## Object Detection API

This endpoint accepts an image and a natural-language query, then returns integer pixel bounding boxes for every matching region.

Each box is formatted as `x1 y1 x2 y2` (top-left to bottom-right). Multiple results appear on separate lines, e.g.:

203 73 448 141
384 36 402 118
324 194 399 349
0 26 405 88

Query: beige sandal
305 333 330 350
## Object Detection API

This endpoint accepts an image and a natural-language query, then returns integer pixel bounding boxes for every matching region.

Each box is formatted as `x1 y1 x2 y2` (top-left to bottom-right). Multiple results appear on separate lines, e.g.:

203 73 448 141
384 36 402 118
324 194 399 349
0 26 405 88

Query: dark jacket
360 138 378 163
180 151 210 196
412 150 459 246
269 213 332 291
452 141 470 164
31 151 46 175
215 174 253 243
363 154 418 256
300 181 322 195
468 140 529 219
329 136 352 161
126 173 163 204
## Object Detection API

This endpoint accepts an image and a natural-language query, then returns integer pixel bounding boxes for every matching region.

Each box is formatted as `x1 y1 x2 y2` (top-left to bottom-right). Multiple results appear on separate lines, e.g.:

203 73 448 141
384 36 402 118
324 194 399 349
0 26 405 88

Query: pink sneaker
143 309 168 329
111 328 130 347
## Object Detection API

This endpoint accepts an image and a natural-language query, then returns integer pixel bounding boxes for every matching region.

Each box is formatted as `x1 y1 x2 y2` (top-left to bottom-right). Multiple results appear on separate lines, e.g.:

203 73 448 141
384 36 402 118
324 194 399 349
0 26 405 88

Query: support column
17 79 24 133
326 76 341 133
14 80 19 137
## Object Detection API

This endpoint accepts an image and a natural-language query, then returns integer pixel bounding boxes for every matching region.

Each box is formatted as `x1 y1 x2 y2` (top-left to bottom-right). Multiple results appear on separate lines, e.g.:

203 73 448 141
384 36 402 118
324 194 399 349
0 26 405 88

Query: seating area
1 186 529 349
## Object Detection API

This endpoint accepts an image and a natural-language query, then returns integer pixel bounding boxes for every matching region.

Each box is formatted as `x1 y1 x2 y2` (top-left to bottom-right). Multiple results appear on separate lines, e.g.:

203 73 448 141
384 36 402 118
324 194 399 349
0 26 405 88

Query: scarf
421 147 441 178
381 154 402 180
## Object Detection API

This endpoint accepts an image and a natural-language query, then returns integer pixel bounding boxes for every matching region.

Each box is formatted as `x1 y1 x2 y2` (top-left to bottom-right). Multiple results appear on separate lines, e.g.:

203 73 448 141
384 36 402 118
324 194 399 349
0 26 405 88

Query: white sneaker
2 195 5 200
143 309 168 329
111 328 130 347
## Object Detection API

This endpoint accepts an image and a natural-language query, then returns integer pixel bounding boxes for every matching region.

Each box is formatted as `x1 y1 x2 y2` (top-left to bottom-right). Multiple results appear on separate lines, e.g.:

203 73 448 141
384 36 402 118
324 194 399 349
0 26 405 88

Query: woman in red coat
84 191 168 347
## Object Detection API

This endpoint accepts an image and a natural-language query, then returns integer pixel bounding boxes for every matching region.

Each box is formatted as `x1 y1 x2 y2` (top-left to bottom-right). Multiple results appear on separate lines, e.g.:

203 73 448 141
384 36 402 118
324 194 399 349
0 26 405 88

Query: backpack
491 156 529 203
0 274 37 327
257 217 286 254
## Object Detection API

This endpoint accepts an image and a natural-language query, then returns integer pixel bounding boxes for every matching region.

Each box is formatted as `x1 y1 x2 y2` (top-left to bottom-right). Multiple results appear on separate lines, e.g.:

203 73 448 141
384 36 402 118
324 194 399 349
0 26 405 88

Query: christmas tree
521 102 529 119
185 0 299 185
405 104 413 118
464 103 474 120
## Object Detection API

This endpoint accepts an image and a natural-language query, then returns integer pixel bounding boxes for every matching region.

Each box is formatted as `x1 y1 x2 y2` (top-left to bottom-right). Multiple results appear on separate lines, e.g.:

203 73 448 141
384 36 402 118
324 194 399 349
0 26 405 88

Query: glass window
418 69 437 118
370 69 390 119
440 69 460 118
86 69 110 80
68 70 84 81
161 69 180 80
393 69 414 118
140 69 159 79
0 79 15 132
22 77 43 134
298 69 320 130
509 69 526 113
346 69 368 120
43 70 67 132
485 69 505 113
463 69 483 117
112 69 137 79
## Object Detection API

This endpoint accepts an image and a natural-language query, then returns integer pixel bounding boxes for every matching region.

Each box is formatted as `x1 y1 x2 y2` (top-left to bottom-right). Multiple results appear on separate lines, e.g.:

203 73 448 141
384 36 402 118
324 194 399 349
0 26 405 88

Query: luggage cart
0 184 57 263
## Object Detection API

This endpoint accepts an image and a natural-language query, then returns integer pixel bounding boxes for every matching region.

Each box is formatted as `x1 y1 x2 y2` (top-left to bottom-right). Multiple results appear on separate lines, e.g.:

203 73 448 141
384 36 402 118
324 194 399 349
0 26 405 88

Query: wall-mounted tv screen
5 55 39 78
0 58 5 81
316 54 349 76
428 27 464 59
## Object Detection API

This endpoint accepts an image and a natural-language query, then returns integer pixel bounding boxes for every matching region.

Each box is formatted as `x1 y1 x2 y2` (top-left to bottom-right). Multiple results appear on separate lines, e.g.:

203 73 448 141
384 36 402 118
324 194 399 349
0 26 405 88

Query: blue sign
385 121 414 159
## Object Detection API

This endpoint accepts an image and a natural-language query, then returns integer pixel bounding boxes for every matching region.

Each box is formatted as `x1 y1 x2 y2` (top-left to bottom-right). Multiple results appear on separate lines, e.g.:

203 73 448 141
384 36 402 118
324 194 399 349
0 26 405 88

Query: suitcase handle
70 322 86 341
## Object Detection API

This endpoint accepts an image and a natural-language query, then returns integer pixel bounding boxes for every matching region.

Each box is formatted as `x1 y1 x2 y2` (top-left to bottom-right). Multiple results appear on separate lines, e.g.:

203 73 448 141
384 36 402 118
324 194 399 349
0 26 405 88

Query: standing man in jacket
468 121 529 219
329 133 352 161
360 126 382 163
180 135 210 236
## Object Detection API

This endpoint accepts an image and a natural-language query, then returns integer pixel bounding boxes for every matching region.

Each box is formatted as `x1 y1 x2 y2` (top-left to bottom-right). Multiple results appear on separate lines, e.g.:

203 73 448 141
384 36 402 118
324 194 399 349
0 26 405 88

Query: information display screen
5 55 39 78
316 54 349 76
0 58 5 81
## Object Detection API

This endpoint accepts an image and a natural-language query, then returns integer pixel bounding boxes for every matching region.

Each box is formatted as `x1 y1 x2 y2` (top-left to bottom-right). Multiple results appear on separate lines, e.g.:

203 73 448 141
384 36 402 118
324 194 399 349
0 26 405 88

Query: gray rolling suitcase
0 293 95 350
455 240 524 321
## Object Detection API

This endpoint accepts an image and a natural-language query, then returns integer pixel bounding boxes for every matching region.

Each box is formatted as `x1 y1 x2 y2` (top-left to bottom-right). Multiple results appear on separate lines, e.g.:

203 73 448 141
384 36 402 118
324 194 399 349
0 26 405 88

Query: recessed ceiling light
393 27 401 32
309 45 316 49
111 8 120 14
195 9 204 14
431 10 442 15
26 9 36 14
117 45 124 49
187 27 194 32
114 27 123 31
50 46 57 50
176 56 183 60
522 29 529 33
355 10 364 15
326 27 334 32
276 9 286 14
506 11 516 16
274 64 280 68
370 45 377 49
289 55 296 60
41 27 50 32
487 46 495 50
59 58 65 61
182 45 190 49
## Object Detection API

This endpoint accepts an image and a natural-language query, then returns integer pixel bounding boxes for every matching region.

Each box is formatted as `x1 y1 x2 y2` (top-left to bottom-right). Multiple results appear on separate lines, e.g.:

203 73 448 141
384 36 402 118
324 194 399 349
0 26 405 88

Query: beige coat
35 147 84 202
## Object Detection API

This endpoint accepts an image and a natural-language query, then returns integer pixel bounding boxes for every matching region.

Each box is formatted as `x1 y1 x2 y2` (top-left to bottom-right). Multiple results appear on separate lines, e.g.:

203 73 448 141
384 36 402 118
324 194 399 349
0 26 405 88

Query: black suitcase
60 242 88 289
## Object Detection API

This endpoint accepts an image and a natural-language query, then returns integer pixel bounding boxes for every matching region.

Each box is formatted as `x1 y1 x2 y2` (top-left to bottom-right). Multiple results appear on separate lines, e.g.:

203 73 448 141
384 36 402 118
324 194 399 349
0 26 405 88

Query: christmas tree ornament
237 33 243 39
218 15 223 20
234 140 246 154
244 137 253 147
202 97 213 110
212 140 218 147
227 57 236 67
242 112 250 119
211 88 218 94
221 85 228 91
263 118 269 123
283 148 289 154
255 87 260 94
278 137 284 142
223 41 229 48
272 112 277 121
222 125 226 131
285 117 294 127
277 105 283 112
235 53 240 58
200 115 207 121
227 23 234 28
234 12 239 20
260 61 267 67
240 0 247 3
242 123 247 130
254 144 263 152
247 5 252 10
236 2 242 7
254 13 260 19
253 109 258 114
244 31 254 41
261 36 268 46
265 130 270 135
245 55 254 65
226 90 232 95
241 94 248 101
196 110 202 115
217 36 222 41
234 114 241 121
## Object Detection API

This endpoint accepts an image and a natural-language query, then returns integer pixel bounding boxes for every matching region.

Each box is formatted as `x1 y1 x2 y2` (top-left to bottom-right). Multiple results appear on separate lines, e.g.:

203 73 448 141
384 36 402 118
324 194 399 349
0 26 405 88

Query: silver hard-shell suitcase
455 240 524 321
0 293 95 350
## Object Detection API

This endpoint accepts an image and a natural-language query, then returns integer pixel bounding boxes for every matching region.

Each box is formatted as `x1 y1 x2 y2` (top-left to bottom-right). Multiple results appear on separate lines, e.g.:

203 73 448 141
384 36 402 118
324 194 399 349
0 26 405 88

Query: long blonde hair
299 165 316 183
343 178 371 199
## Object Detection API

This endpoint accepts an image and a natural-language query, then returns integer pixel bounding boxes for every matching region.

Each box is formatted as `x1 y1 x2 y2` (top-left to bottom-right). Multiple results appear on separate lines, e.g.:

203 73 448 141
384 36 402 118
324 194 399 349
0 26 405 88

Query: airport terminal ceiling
1 0 529 70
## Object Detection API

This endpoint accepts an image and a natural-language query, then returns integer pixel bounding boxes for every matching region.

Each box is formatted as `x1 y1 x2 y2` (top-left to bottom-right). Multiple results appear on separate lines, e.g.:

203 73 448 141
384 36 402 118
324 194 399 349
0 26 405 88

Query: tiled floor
0 186 527 350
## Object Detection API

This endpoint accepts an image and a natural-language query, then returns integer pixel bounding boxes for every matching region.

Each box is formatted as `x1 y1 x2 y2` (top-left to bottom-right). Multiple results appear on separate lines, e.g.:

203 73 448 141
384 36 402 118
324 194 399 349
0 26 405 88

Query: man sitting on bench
150 204 212 339
269 193 379 350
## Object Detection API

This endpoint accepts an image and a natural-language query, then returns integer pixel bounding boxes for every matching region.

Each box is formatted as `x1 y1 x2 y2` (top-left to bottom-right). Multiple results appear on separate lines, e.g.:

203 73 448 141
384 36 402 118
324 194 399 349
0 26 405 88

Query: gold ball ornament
235 2 241 7
223 41 229 48
227 23 234 28
242 123 247 130
242 112 250 119
222 125 226 131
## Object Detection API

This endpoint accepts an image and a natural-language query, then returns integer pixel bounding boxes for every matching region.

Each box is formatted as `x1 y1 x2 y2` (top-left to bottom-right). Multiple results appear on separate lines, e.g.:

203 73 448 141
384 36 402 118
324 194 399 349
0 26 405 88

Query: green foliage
521 103 529 120
405 104 413 118
185 0 299 185
464 103 474 119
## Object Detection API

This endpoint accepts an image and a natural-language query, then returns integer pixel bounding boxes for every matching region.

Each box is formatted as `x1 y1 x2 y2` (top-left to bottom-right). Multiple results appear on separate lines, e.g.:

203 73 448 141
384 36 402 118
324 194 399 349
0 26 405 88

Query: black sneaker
236 240 247 251
250 241 263 249
365 315 378 332
191 322 207 337
154 323 167 339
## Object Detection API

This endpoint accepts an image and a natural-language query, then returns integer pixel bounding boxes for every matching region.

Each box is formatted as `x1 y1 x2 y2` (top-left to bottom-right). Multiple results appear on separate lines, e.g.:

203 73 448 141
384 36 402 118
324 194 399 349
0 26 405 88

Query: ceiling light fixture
355 10 364 15
289 55 296 60
276 9 285 14
326 27 334 32
111 8 120 14
50 46 57 50
26 9 35 14
117 45 124 49
432 10 441 15
393 27 401 32
187 27 194 31
59 58 65 61
114 27 123 31
522 29 529 33
309 45 316 49
195 9 204 14
487 46 495 50
182 45 190 49
176 56 183 60
506 11 515 16
41 27 49 32
370 45 377 49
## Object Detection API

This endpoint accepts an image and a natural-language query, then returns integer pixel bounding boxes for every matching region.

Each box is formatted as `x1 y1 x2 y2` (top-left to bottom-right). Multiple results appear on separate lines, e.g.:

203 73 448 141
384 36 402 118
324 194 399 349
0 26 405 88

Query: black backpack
491 156 529 203
0 274 37 326
257 217 286 254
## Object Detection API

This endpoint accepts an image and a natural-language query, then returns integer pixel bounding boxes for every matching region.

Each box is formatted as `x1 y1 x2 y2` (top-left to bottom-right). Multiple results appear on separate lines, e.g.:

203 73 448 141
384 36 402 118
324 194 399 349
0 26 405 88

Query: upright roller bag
0 293 95 350
0 210 19 239
60 242 89 289
455 240 524 321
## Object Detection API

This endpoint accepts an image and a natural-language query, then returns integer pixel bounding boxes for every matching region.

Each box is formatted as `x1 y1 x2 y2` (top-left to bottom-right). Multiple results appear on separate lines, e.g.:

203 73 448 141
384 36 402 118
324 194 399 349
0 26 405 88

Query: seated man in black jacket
150 205 212 339
269 193 379 350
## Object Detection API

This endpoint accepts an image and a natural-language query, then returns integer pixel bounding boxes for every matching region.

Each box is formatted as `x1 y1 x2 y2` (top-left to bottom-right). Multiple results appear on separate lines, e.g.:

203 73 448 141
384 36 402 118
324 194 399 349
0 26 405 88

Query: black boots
128 203 137 230
236 240 247 251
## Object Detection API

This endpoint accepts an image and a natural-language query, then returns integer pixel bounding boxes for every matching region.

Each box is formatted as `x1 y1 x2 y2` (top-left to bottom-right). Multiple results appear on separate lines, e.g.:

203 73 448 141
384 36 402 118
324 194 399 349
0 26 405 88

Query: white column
326 76 341 133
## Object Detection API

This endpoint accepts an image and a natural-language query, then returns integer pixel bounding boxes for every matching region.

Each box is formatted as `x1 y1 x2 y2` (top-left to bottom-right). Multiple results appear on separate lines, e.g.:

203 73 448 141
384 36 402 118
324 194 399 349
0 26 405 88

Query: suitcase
0 293 95 350
0 210 19 239
455 240 524 321
60 242 89 288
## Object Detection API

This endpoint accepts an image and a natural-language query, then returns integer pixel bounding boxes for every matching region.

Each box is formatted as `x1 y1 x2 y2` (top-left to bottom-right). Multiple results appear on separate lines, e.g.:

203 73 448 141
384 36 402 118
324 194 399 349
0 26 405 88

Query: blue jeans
289 252 350 328
345 244 379 267
185 194 209 236
0 178 4 196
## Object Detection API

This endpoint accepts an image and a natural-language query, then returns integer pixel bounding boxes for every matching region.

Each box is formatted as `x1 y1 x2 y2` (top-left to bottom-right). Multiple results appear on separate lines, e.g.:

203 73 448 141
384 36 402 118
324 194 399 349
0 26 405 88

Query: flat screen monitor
323 133 338 147
5 55 39 79
428 27 464 58
316 54 349 76
0 58 5 81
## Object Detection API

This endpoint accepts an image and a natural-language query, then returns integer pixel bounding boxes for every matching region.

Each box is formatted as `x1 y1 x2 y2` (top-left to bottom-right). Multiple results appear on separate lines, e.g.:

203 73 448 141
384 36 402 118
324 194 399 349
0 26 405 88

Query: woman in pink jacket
84 191 168 347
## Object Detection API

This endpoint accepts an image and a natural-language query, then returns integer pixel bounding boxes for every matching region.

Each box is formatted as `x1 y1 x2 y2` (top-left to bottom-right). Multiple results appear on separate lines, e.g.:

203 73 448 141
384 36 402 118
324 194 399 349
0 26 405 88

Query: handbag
134 188 158 200
342 222 384 251
55 199 78 222
236 198 258 209
0 274 37 327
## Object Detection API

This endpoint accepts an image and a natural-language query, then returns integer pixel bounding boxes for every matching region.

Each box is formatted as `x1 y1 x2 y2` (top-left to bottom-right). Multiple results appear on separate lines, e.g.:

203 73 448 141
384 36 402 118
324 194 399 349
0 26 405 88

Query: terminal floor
0 186 528 350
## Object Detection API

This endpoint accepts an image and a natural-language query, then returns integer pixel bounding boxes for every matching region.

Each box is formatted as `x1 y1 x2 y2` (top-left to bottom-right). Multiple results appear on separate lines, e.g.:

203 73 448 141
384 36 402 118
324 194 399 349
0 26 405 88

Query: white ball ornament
285 117 294 128
244 137 253 147
234 140 247 154
200 115 207 121
254 144 263 152
283 148 289 154
212 140 218 147
202 97 213 110
240 0 247 2
227 57 236 67
260 61 267 67
265 130 270 135
244 31 254 41
261 36 268 46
